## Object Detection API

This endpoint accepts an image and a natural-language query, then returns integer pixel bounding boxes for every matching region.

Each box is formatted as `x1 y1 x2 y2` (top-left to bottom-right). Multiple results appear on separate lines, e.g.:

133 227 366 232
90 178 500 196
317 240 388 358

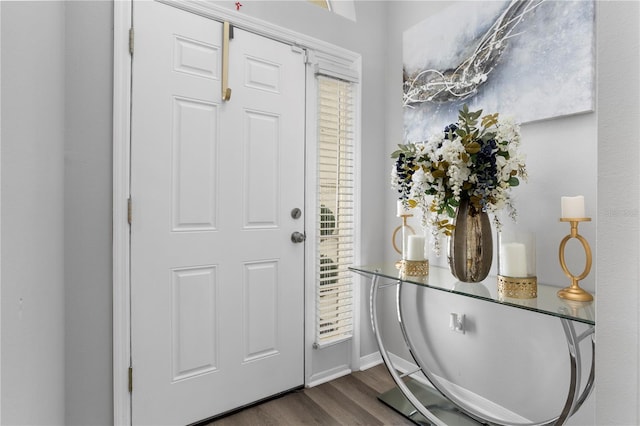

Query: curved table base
368 275 595 426
378 378 480 426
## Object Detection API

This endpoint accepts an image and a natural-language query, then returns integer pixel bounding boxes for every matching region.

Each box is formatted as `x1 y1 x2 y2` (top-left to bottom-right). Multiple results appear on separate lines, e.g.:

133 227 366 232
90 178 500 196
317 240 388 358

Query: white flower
412 167 425 184
391 107 526 255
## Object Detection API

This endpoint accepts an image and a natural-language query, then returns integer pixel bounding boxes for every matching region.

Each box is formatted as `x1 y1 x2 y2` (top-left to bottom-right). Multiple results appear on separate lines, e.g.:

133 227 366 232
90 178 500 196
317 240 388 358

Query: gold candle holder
393 214 414 269
497 275 538 299
400 259 429 277
558 218 593 302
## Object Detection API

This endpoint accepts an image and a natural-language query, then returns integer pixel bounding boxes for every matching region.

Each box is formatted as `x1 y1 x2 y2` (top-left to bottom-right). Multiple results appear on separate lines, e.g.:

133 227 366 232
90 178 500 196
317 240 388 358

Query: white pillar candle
396 200 409 217
561 195 585 219
500 242 527 277
397 200 411 217
406 235 426 261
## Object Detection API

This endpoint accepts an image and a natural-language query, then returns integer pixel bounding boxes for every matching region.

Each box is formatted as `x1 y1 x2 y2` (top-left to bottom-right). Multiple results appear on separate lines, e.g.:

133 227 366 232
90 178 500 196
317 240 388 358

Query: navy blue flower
394 154 418 201
443 123 458 140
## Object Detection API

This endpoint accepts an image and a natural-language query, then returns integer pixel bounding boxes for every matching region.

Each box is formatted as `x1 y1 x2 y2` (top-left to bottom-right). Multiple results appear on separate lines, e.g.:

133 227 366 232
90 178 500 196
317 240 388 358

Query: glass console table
350 264 595 426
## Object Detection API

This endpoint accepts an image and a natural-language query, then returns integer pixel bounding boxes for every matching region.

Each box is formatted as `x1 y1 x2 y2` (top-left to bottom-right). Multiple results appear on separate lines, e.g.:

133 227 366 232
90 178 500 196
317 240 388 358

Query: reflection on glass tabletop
350 264 595 325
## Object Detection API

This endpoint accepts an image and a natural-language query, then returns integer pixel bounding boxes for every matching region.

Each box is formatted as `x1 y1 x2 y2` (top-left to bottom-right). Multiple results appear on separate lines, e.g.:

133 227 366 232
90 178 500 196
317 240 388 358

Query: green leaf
481 113 499 128
432 169 446 178
465 142 481 154
508 176 520 187
470 110 483 120
445 204 456 218
482 131 496 141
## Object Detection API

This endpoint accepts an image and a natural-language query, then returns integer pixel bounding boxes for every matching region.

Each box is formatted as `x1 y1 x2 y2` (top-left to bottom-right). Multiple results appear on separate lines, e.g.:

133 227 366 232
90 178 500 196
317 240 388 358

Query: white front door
130 2 305 424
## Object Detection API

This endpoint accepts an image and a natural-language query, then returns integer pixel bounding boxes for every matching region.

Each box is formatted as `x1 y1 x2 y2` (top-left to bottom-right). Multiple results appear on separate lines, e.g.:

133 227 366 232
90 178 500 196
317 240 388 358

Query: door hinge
129 28 134 55
127 197 132 225
128 367 133 393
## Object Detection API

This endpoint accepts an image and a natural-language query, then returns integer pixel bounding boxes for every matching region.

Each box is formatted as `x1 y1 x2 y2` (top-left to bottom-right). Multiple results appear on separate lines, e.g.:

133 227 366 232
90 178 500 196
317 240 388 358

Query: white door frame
113 2 361 425
0 4 3 421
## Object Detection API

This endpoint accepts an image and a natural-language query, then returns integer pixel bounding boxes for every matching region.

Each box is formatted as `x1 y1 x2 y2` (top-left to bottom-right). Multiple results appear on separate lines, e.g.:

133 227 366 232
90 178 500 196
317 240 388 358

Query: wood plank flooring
207 364 414 425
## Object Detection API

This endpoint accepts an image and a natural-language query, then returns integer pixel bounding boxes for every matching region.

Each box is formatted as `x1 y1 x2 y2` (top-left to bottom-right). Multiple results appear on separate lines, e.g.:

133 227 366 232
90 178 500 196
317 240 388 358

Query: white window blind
315 75 355 346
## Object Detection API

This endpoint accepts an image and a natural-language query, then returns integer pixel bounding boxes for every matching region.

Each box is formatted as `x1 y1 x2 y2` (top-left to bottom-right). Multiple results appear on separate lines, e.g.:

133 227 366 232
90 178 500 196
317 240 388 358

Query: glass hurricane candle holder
392 214 414 267
497 229 537 299
401 234 429 277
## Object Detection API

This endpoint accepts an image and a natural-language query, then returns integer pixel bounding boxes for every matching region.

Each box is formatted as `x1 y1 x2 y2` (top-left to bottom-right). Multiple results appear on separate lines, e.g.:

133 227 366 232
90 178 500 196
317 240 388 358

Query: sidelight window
314 75 355 347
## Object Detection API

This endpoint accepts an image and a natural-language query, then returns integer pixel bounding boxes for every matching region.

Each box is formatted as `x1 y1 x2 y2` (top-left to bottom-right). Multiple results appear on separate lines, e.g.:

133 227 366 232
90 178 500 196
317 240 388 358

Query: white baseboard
307 351 383 388
359 351 382 370
306 365 352 388
387 352 433 388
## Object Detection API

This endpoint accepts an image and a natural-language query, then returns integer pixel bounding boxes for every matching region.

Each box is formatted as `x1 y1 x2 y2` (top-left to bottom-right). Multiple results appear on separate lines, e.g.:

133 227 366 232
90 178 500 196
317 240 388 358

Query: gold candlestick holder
558 218 593 302
393 214 415 269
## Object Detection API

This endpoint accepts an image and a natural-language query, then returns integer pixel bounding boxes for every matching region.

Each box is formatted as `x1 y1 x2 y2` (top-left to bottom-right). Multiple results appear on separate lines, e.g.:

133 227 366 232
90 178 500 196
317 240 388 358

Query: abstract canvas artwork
403 0 595 142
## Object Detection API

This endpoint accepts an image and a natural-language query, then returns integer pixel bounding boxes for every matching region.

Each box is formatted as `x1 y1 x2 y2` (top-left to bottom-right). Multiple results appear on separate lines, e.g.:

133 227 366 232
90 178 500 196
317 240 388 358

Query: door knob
291 231 306 243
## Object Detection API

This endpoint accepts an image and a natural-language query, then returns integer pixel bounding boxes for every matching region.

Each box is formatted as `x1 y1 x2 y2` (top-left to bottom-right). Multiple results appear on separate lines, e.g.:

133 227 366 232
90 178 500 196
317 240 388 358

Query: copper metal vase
448 197 493 283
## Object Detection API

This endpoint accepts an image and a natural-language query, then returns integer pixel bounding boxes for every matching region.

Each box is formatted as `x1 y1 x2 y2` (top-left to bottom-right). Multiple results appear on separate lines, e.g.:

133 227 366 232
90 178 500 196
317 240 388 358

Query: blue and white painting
403 0 595 142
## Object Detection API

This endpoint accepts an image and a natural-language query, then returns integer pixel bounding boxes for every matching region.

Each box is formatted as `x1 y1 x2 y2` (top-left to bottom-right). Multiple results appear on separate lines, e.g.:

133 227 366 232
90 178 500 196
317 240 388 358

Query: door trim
0 4 3 422
113 2 132 425
113 2 360 424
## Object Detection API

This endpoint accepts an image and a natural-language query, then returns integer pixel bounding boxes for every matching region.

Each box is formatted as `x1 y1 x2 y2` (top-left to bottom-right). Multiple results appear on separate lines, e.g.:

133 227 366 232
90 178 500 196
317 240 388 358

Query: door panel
172 97 219 231
244 111 279 227
171 265 218 382
130 2 305 424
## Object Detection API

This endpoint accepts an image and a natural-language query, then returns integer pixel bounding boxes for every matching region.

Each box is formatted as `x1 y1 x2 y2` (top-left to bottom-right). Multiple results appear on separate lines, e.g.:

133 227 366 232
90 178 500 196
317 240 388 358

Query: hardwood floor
207 364 414 425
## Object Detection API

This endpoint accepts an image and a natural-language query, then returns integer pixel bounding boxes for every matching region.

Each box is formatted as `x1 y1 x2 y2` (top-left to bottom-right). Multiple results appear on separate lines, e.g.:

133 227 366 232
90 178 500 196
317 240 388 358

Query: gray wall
1 2 66 425
1 2 113 425
595 1 640 423
64 2 114 425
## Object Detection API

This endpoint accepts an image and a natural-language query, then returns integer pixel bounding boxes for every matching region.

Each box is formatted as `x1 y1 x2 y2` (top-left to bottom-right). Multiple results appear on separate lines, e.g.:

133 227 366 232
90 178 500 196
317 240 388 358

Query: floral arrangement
391 105 527 254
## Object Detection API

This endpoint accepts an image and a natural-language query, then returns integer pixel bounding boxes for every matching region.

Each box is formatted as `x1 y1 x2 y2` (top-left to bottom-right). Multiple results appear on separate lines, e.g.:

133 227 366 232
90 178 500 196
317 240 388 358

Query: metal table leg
369 274 449 426
369 274 595 426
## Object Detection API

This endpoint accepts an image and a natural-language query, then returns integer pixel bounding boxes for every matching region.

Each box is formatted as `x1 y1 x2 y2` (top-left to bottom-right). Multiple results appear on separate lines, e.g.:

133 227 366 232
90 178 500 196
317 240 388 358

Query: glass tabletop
350 263 595 325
